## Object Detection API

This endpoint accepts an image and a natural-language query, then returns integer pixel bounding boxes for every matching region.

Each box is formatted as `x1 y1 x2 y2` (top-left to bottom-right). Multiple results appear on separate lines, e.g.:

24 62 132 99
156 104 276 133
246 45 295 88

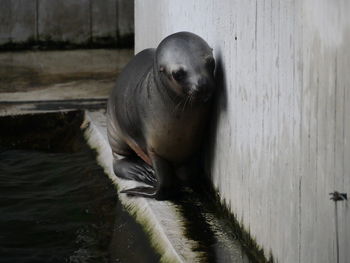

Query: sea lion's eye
172 68 186 81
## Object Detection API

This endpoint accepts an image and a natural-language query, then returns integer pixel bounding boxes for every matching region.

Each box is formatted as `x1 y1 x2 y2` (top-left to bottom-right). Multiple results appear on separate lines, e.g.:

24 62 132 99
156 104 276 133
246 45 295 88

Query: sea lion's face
156 32 215 103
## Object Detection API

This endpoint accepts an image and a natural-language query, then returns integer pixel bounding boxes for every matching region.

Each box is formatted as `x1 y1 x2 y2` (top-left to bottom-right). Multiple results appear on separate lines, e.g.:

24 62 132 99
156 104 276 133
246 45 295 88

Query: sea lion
107 31 215 200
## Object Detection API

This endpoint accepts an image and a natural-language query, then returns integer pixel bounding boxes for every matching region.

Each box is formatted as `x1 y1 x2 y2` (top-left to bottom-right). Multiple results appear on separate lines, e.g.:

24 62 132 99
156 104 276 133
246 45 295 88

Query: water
174 187 251 263
0 113 159 263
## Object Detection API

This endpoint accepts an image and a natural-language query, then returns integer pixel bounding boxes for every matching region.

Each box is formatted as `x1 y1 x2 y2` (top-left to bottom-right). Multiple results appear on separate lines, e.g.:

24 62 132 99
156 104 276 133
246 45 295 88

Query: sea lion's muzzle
185 77 214 102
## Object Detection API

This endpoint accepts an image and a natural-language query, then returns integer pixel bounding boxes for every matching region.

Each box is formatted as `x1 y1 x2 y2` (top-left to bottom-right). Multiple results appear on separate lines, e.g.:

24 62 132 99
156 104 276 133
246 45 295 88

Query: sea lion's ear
159 66 165 72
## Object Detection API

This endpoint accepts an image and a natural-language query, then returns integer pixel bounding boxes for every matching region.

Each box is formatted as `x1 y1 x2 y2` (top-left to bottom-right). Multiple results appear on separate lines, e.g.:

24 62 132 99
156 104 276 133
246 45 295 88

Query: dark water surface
0 112 159 263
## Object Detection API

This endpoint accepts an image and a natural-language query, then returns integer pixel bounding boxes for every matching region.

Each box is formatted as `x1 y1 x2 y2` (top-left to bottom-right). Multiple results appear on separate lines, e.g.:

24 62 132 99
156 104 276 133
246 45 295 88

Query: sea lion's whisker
173 100 181 113
189 94 194 107
182 95 190 113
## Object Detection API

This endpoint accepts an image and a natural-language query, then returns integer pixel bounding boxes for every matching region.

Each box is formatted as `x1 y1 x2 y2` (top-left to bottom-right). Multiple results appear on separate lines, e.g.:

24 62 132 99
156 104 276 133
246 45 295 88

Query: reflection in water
0 147 159 263
175 188 251 263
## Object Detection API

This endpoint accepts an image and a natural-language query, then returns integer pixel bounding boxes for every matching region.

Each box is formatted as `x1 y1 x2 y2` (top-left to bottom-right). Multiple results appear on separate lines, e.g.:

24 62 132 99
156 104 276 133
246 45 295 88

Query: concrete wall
135 1 350 262
0 0 134 46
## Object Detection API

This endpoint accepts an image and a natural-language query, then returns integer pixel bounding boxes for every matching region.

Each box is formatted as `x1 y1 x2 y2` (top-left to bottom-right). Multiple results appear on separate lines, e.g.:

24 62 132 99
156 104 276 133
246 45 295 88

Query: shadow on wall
204 49 228 179
200 50 272 263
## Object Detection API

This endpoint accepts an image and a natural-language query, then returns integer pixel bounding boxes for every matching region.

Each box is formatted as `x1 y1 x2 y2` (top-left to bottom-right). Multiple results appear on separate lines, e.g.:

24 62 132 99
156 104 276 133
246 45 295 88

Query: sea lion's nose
198 77 210 90
187 77 213 102
198 77 213 96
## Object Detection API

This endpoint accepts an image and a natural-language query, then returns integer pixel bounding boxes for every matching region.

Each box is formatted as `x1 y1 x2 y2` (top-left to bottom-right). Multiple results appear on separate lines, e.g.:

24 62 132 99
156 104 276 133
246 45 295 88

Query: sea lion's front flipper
120 151 180 200
113 156 157 186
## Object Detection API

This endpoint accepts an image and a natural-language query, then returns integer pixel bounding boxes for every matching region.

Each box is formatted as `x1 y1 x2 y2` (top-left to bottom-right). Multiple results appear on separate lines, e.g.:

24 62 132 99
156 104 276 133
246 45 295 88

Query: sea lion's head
155 32 215 103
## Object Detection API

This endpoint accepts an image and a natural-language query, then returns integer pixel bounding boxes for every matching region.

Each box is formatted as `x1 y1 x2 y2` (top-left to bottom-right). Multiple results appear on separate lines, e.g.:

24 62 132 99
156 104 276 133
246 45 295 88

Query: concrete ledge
82 110 202 263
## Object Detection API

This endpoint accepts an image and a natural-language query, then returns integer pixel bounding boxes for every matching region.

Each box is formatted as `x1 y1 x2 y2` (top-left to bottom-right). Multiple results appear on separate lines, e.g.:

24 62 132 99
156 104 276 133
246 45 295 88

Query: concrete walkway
0 49 132 115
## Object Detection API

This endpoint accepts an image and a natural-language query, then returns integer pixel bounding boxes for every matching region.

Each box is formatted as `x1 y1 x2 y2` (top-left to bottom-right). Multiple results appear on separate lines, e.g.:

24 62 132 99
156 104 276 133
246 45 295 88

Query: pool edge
82 110 204 263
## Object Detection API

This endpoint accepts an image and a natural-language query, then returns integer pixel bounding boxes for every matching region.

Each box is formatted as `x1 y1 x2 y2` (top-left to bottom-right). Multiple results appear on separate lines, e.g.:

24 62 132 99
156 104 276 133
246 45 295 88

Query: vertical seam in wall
35 0 40 41
298 177 302 263
315 64 319 222
9 0 12 42
333 53 339 263
35 0 39 41
133 0 135 49
252 0 258 236
269 0 273 251
291 2 297 260
255 0 258 74
89 0 93 42
277 8 281 256
298 4 304 262
341 57 345 188
115 0 119 42
333 54 338 191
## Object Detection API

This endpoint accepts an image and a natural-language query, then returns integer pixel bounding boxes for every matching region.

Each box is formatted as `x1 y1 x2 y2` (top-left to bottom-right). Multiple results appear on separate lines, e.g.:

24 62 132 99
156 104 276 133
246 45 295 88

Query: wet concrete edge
82 110 204 263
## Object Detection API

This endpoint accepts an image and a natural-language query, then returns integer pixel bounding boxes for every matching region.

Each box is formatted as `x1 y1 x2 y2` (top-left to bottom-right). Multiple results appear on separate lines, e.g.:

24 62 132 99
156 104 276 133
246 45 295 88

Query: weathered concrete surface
91 0 117 42
0 0 12 44
38 0 90 43
10 0 37 42
117 0 134 40
0 0 134 46
0 49 132 93
135 0 350 262
0 49 133 114
0 49 133 115
0 0 37 44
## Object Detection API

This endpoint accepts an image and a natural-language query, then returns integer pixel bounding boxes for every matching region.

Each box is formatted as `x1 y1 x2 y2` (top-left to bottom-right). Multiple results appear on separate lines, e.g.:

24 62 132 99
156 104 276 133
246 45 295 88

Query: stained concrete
117 0 134 39
0 0 37 43
0 0 134 46
135 0 350 262
91 0 117 42
38 0 90 43
0 0 13 44
0 49 133 114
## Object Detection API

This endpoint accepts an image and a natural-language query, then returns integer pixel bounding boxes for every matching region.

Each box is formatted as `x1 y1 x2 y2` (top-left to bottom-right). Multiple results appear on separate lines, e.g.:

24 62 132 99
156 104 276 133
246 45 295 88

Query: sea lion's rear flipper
113 156 157 186
119 152 180 200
